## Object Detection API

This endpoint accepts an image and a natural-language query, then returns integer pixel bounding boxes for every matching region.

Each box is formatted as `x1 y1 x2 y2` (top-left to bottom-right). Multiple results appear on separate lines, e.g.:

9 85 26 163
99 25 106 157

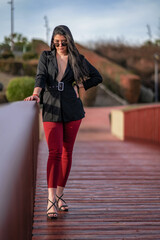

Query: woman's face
53 34 68 55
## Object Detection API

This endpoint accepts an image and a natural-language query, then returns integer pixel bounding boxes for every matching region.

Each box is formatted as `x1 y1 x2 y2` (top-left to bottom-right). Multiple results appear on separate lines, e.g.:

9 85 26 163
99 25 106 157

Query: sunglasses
54 41 67 47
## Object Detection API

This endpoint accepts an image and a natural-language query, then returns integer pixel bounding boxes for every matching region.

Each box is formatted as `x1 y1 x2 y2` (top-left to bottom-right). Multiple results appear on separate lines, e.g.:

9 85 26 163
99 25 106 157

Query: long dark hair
50 25 89 84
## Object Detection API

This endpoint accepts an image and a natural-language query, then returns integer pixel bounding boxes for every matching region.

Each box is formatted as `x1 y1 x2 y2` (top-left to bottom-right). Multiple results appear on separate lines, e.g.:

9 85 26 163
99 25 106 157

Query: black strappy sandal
47 199 58 219
56 193 68 211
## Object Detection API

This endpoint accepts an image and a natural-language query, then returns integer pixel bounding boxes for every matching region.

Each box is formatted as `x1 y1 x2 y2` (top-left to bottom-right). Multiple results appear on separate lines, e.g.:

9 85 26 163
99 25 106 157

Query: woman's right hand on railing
24 95 40 103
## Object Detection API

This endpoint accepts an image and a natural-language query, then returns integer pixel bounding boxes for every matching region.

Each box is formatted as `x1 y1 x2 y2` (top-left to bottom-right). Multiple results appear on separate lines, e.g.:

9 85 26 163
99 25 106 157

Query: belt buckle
58 82 64 91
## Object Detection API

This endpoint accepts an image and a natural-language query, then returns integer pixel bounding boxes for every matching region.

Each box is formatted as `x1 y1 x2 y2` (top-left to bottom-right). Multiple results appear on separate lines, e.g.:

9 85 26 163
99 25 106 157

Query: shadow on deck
32 107 160 240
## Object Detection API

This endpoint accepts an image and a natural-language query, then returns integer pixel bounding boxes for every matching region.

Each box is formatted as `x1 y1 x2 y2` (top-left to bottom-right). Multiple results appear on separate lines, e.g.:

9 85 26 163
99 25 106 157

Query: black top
35 50 103 122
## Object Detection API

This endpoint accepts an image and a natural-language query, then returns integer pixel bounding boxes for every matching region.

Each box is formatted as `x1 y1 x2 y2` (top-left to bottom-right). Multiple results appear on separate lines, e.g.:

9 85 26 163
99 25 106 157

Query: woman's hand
24 95 40 103
78 83 84 88
78 86 85 100
73 85 79 98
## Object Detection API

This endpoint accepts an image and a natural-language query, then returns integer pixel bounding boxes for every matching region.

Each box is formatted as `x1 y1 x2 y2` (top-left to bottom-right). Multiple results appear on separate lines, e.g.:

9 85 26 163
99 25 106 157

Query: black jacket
35 50 103 122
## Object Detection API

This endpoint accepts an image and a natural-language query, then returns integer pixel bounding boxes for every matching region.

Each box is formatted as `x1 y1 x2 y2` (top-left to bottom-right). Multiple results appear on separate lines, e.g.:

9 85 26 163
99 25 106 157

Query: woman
24 25 102 219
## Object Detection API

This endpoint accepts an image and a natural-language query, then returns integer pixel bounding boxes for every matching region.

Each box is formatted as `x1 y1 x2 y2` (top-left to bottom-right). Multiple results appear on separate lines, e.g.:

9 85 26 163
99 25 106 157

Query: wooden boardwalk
32 107 160 240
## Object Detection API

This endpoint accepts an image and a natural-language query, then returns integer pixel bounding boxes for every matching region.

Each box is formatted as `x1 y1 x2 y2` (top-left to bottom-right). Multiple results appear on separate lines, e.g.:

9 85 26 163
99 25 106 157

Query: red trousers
43 120 81 188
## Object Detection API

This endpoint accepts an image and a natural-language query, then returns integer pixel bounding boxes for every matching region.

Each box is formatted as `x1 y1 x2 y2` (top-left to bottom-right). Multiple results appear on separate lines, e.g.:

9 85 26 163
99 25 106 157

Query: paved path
32 107 160 240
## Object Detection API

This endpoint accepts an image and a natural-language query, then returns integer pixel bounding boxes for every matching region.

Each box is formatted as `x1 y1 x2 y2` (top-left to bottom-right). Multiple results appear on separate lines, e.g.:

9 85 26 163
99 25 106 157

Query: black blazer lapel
62 59 70 80
47 50 58 79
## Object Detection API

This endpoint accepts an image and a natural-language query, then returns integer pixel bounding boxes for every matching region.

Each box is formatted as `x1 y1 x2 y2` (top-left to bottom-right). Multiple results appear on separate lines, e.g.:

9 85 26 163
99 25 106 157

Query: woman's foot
47 199 58 219
56 193 69 211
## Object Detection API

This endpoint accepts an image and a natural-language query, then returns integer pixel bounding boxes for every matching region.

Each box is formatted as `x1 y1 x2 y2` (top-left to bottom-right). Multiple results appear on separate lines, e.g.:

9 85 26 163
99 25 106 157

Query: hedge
0 59 37 76
6 76 35 102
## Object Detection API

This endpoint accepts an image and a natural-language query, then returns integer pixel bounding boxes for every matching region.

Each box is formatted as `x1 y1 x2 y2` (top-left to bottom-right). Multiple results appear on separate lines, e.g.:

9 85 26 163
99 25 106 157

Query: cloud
44 0 159 44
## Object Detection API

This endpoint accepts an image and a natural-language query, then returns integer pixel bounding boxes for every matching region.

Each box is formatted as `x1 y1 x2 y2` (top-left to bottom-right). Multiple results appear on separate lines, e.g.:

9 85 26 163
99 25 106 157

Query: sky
0 0 160 46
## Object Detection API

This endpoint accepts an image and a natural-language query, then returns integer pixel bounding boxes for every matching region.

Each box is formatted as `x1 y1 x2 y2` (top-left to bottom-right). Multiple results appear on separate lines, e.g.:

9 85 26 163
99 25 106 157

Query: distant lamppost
44 16 50 45
154 53 159 102
8 0 14 51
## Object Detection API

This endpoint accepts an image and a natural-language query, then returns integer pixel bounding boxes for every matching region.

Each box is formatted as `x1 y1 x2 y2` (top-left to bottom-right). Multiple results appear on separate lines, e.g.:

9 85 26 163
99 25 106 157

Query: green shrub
0 50 14 59
23 62 37 76
0 59 23 74
22 52 38 60
0 59 38 76
6 76 35 102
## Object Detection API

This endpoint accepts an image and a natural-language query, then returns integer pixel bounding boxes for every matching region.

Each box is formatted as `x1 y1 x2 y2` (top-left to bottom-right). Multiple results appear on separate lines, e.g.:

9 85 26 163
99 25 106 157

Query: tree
1 33 29 52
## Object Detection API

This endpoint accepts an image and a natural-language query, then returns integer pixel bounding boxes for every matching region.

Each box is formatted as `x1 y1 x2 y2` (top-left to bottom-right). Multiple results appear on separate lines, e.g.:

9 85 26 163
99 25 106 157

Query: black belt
47 82 64 91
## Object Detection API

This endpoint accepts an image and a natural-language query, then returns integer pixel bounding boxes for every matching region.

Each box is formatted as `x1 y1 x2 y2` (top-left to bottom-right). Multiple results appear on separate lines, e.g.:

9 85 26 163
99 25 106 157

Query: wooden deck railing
111 103 160 144
0 101 39 240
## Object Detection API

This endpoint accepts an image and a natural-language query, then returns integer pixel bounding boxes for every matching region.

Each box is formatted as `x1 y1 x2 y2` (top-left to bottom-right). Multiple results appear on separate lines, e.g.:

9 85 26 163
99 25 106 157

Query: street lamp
154 53 159 102
8 0 14 51
44 16 50 45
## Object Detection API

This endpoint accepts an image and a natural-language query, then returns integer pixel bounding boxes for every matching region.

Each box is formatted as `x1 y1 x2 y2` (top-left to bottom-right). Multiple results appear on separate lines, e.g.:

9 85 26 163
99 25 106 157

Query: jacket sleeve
35 51 48 88
82 58 103 91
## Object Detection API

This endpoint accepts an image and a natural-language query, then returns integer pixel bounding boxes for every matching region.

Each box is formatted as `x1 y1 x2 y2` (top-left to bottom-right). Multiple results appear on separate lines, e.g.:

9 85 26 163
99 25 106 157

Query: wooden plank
32 107 160 240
